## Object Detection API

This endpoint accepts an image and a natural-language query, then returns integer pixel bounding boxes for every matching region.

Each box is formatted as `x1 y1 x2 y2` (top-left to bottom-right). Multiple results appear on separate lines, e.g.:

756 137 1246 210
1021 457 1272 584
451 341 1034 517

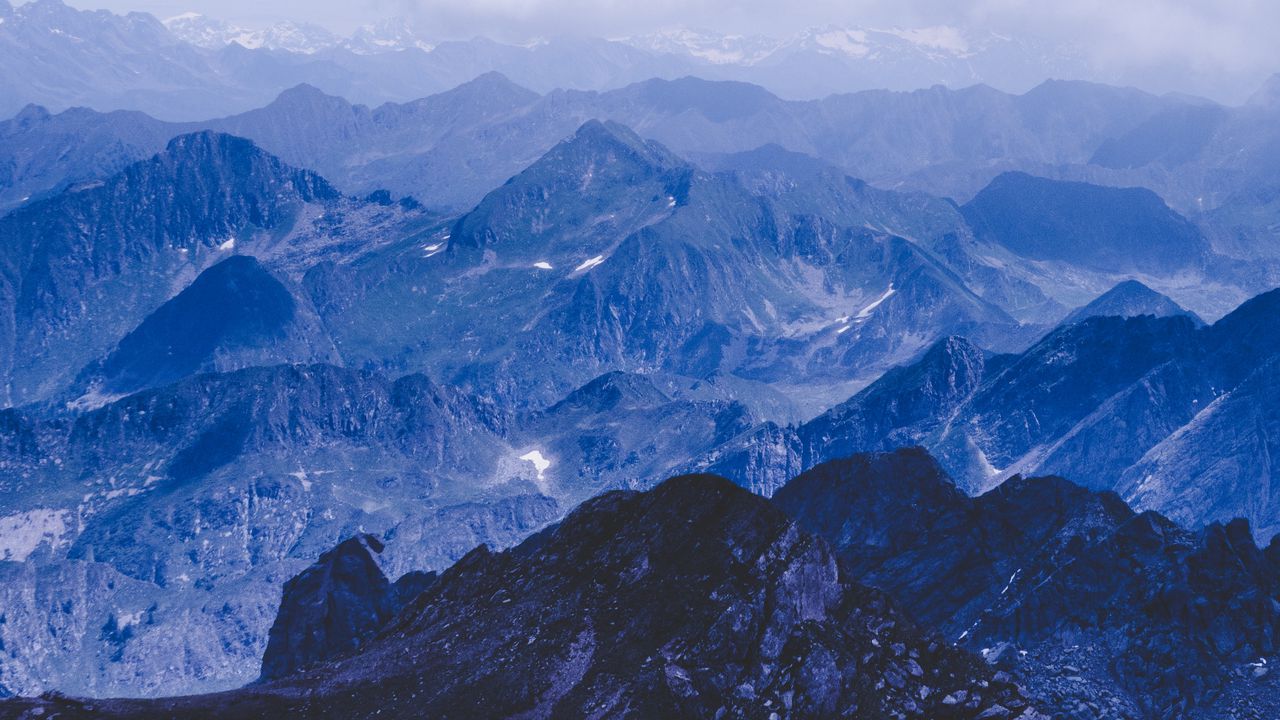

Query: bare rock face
258 534 435 682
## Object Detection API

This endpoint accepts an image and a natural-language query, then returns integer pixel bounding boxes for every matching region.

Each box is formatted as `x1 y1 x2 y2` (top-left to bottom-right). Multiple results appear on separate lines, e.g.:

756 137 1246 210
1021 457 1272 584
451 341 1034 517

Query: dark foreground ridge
774 448 1280 718
2 473 1038 719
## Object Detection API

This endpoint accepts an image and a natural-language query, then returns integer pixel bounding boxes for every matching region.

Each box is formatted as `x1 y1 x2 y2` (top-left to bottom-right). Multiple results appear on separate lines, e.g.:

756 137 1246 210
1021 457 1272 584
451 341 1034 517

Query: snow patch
66 387 127 412
855 284 896 320
884 26 970 54
0 509 71 561
814 30 870 58
115 610 145 630
574 255 606 272
1000 569 1020 596
533 261 554 270
519 450 552 480
218 238 236 251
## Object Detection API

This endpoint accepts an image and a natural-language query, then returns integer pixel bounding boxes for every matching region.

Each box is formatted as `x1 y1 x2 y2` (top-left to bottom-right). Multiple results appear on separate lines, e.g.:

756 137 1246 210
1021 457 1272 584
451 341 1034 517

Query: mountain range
2 9 1280 713
0 96 1278 700
692 286 1280 543
4 68 1280 322
0 0 1115 121
773 449 1280 718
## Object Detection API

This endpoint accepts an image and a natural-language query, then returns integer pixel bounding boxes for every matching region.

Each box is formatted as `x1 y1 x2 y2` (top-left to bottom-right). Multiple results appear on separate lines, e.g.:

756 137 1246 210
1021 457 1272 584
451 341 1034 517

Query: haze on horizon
42 0 1280 105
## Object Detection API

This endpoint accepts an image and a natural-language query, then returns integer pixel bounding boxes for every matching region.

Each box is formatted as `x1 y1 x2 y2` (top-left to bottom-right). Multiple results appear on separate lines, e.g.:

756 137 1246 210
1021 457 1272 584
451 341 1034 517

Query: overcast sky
62 0 1280 102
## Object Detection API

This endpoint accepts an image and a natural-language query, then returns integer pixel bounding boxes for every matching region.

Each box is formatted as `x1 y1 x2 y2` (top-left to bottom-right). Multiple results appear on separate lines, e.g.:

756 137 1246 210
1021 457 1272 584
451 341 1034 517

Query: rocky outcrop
258 534 435 681
774 448 1280 718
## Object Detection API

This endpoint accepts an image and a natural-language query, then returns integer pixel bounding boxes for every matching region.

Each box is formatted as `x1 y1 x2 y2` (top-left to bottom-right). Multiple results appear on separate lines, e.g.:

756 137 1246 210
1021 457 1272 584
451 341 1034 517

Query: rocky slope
0 363 561 697
4 474 1042 719
0 356 768 697
772 449 1280 718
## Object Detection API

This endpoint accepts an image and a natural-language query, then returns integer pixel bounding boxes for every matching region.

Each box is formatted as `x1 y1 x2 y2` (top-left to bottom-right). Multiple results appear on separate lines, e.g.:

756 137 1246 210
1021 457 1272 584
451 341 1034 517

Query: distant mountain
773 449 1280 718
0 0 257 119
691 287 1280 539
0 103 179 211
0 73 1211 212
1062 279 1203 325
162 13 338 54
625 25 1090 101
14 73 1275 312
10 474 1042 719
962 172 1210 275
341 18 434 54
12 74 1264 319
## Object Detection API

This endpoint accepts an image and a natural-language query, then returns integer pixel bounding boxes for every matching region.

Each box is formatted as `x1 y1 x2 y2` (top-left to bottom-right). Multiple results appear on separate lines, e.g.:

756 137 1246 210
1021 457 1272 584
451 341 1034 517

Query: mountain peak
449 120 688 251
157 131 339 202
163 129 251 155
549 371 671 413
1063 279 1202 326
1204 287 1280 380
571 118 659 156
269 83 347 107
82 255 305 397
627 76 781 122
773 449 965 554
458 70 536 96
258 534 396 682
12 104 51 126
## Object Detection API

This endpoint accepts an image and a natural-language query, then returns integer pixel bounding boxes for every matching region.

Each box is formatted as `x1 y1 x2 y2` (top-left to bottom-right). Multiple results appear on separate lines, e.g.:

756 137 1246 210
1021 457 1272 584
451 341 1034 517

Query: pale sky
58 0 1280 102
